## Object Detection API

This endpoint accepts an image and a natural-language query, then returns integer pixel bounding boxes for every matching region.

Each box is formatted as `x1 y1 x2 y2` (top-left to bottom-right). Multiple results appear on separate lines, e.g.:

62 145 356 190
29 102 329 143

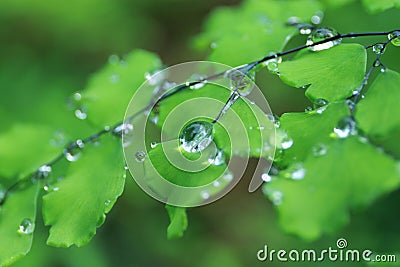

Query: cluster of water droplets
18 218 34 235
67 92 88 120
306 27 342 52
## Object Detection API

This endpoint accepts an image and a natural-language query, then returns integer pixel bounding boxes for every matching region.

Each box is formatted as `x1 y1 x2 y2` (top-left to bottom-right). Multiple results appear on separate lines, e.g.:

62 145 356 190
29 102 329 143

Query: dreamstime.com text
257 238 397 263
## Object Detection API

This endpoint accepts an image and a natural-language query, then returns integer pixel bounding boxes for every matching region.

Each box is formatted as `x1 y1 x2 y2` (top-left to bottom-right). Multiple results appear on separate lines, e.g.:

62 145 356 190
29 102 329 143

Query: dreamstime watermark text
257 238 397 263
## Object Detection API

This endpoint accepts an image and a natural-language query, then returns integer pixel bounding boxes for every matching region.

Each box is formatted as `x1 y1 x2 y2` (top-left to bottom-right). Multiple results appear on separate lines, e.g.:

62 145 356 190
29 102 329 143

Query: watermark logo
257 238 397 263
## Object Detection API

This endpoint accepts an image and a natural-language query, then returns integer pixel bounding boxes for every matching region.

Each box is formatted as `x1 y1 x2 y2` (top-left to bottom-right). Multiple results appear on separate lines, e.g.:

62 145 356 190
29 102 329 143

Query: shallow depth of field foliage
0 0 399 266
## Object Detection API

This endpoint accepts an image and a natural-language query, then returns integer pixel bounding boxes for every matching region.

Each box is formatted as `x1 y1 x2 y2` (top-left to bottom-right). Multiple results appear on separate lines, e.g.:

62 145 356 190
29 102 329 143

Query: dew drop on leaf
333 116 357 139
18 218 35 235
290 163 306 180
388 30 400 46
135 151 146 162
179 121 214 153
312 143 328 157
307 27 342 51
104 199 111 206
74 108 87 120
314 98 328 108
372 43 385 55
108 54 120 65
281 137 294 150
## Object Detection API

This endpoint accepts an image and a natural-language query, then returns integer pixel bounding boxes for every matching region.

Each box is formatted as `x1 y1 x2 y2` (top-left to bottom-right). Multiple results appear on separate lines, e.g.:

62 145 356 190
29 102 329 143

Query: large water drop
179 121 214 153
307 27 341 51
388 31 400 47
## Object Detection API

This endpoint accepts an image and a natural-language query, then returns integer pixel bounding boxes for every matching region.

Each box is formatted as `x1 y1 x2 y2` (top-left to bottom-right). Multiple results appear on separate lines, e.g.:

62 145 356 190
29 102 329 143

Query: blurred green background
1 0 399 266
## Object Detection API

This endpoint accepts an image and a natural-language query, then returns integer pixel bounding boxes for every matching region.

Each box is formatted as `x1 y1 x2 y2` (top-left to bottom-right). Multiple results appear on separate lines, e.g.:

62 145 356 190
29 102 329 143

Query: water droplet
108 54 120 65
290 163 306 180
314 98 328 107
113 123 134 137
212 180 220 187
305 106 313 112
18 218 34 234
179 121 214 153
316 105 327 114
150 141 158 149
200 191 210 200
281 137 294 150
210 42 217 49
73 92 82 101
311 11 324 25
135 151 146 162
105 199 111 206
145 69 165 86
268 189 283 206
334 116 357 138
261 173 272 182
64 149 81 162
76 139 84 149
286 16 301 26
307 27 341 51
43 183 59 192
75 108 87 120
388 30 400 46
312 143 328 157
380 67 386 73
372 43 385 55
373 60 382 68
208 149 225 166
37 165 52 179
225 65 255 96
298 24 313 35
223 171 234 182
186 74 207 90
109 74 120 84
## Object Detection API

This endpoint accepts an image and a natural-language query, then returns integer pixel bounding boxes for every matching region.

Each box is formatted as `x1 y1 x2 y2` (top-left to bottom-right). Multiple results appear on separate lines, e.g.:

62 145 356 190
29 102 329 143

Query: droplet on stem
306 27 342 51
74 108 87 120
179 121 214 153
225 65 255 96
186 74 207 90
388 30 400 46
64 148 81 162
36 165 52 179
